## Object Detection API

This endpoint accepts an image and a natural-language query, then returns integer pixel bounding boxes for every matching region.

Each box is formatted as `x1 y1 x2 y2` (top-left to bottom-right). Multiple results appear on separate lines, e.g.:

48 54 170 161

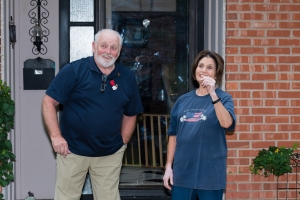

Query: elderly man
42 29 143 200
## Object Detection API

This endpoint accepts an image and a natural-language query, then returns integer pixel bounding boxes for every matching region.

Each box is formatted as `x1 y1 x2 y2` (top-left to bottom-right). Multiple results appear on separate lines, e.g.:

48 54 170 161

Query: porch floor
81 166 171 199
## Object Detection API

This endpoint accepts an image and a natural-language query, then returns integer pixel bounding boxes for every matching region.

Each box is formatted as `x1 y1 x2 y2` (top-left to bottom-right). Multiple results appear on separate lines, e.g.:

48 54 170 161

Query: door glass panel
70 26 94 62
70 0 94 22
107 0 189 188
109 0 189 115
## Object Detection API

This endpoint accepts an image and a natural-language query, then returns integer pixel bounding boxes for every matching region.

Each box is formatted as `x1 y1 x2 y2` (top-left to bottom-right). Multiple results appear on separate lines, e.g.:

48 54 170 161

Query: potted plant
0 80 15 200
249 143 298 177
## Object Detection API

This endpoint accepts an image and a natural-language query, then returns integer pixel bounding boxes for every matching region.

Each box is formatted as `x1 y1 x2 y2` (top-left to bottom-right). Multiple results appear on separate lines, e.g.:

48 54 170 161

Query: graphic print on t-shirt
180 109 207 123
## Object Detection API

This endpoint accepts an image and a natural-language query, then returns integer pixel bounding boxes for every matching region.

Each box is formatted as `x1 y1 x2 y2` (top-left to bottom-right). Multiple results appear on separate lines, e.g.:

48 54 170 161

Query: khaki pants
54 145 126 200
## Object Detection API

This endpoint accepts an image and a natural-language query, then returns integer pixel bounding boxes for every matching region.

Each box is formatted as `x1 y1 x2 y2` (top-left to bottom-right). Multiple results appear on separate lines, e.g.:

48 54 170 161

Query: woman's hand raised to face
199 75 216 94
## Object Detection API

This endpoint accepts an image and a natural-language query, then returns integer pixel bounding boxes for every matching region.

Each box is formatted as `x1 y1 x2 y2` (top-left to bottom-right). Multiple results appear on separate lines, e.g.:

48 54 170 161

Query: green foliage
249 143 298 177
0 80 15 199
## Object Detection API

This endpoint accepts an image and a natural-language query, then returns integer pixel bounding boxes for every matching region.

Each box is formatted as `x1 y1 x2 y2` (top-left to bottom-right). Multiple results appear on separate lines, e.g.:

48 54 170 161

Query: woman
163 50 236 200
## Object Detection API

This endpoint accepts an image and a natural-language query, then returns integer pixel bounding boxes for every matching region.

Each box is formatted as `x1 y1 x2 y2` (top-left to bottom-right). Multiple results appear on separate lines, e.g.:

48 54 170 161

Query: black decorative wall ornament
28 0 50 55
9 17 16 49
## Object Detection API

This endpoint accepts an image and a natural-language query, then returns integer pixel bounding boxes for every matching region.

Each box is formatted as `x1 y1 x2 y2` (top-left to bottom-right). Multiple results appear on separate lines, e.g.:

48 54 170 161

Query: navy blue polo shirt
46 56 143 157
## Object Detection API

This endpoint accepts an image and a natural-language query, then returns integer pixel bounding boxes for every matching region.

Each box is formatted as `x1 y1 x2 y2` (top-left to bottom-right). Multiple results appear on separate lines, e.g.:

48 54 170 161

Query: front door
59 0 203 198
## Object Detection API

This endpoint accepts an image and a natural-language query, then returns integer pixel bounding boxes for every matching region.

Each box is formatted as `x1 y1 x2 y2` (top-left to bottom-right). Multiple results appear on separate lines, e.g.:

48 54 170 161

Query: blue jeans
171 186 223 200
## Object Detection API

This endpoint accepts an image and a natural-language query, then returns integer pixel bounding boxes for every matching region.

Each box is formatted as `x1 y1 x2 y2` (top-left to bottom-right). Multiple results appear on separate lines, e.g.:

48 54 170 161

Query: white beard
95 54 117 68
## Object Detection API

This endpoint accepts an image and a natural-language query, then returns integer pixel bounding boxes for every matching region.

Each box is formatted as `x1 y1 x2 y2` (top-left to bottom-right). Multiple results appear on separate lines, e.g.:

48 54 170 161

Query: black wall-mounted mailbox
23 57 55 90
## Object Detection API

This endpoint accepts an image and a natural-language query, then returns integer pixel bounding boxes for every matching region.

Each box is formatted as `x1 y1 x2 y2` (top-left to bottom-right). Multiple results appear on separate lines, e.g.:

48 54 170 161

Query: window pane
111 1 188 115
70 26 94 62
70 0 94 22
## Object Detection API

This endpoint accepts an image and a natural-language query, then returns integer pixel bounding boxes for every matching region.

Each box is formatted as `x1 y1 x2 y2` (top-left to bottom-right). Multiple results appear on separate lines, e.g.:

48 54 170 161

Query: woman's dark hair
191 50 224 88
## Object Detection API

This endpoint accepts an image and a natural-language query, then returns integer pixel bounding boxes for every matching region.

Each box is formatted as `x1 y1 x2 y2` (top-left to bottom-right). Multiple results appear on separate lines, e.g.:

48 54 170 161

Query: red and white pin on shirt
110 80 118 90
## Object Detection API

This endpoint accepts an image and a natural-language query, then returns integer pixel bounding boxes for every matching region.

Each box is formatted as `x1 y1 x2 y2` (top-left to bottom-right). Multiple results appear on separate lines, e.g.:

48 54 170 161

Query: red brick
226 47 239 54
253 56 277 63
277 141 300 147
266 82 290 90
252 124 277 132
291 100 300 106
226 38 251 45
226 30 239 37
225 64 239 72
291 116 300 123
240 82 264 89
265 99 288 108
239 132 263 139
293 30 300 37
252 141 276 148
226 56 250 63
227 158 250 165
292 13 300 20
280 4 300 11
229 91 251 98
240 64 265 72
279 22 300 29
227 13 238 20
226 74 250 81
240 30 265 37
278 108 300 114
226 82 239 90
227 174 251 182
226 133 238 140
278 73 300 81
252 91 276 98
253 39 277 46
292 65 300 71
252 22 277 28
278 124 300 131
227 141 250 148
240 47 264 54
241 0 265 2
292 82 300 89
278 91 300 98
227 4 251 11
265 116 289 123
239 183 263 190
252 108 276 115
251 191 276 199
267 13 290 20
291 133 300 139
263 183 277 190
251 174 275 182
226 64 239 72
267 64 290 72
292 48 300 54
239 99 263 106
265 132 289 140
238 149 260 157
235 108 250 115
267 30 291 37
228 149 238 157
240 13 263 20
226 191 250 199
252 74 276 80
267 47 290 54
279 39 300 46
253 4 277 11
226 183 238 190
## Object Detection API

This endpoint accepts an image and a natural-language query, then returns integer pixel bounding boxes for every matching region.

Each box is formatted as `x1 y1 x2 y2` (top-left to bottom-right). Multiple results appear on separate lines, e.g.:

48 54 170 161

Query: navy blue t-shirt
168 88 236 190
46 56 143 157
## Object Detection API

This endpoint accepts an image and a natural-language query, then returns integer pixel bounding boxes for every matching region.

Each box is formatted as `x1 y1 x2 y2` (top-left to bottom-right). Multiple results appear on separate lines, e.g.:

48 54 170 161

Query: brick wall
225 0 300 199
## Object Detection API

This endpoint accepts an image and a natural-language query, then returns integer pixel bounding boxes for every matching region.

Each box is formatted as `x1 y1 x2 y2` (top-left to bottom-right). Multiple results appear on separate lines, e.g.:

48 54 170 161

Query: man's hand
163 166 173 190
51 135 71 157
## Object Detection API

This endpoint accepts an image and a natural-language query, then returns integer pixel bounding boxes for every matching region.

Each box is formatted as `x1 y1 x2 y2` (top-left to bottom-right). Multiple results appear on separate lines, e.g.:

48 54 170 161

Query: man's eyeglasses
100 75 107 92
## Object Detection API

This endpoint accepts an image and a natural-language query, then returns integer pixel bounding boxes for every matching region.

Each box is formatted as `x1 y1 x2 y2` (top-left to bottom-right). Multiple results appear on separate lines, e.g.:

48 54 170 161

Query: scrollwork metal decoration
28 0 50 55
